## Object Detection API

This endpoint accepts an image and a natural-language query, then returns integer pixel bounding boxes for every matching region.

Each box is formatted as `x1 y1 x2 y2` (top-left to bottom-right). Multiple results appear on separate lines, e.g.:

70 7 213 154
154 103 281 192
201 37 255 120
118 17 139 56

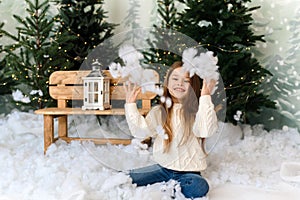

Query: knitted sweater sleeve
124 103 161 139
192 95 218 138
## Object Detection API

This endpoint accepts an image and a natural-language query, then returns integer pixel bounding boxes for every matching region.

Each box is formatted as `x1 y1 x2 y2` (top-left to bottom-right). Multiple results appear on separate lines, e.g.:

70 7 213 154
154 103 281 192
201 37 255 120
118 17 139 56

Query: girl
124 61 218 198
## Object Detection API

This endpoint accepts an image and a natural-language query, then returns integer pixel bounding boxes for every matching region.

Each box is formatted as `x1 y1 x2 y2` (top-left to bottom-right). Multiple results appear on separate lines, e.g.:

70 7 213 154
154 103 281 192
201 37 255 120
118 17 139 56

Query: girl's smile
168 67 190 100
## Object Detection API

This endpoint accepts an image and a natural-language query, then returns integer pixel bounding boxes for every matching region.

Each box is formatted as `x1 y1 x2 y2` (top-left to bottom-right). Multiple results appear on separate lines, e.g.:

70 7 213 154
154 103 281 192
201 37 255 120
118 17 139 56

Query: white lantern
82 59 111 110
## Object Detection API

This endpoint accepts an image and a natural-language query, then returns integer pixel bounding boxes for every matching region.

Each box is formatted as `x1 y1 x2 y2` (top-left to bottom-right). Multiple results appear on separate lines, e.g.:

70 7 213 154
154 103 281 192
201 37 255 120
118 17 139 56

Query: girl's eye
172 78 178 81
184 79 190 83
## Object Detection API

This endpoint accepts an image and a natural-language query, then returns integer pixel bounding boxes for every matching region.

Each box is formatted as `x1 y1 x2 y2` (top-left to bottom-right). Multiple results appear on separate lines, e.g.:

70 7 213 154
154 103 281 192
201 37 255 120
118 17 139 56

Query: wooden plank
57 99 67 108
35 107 150 116
50 71 89 85
50 70 124 85
44 115 54 154
58 116 68 138
111 87 158 100
49 85 83 100
142 100 151 110
49 69 159 101
49 85 157 100
60 137 132 145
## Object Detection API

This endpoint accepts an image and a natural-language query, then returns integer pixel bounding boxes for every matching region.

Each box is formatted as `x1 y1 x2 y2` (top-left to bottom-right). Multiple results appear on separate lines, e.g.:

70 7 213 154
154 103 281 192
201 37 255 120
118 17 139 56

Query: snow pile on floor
0 110 300 200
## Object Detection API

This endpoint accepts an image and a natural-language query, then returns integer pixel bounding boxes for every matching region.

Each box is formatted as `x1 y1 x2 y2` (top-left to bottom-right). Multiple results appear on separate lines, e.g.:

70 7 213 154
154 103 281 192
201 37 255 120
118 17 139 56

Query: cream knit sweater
125 95 218 172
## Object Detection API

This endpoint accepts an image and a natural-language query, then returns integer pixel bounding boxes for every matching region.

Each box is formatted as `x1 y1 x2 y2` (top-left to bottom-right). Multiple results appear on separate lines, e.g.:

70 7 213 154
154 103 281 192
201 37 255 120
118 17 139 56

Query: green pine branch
0 0 76 110
53 0 117 68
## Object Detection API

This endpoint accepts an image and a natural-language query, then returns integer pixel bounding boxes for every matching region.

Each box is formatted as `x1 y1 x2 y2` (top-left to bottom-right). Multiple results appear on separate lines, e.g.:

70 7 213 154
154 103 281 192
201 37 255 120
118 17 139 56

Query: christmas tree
122 0 143 44
0 21 18 114
145 0 181 82
281 7 300 130
148 0 276 127
52 0 117 69
0 21 11 95
250 3 300 131
250 55 300 130
0 0 76 110
286 8 300 75
0 5 17 97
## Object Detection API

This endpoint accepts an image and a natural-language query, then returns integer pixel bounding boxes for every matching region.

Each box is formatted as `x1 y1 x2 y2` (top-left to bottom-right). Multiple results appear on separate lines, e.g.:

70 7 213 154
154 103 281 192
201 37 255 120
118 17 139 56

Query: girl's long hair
160 61 205 152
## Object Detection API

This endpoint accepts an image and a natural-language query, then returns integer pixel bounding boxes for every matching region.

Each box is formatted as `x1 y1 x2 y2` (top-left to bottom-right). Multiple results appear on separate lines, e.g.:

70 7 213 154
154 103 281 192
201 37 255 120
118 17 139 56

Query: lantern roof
87 59 105 77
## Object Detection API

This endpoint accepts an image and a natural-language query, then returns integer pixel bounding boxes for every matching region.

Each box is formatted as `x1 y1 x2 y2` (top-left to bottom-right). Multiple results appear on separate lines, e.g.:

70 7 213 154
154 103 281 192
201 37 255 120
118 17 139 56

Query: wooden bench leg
58 115 68 138
44 115 54 154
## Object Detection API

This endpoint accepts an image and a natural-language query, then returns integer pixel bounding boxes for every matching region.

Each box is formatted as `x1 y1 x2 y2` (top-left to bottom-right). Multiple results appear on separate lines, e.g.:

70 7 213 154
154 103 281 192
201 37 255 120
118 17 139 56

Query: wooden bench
35 70 159 153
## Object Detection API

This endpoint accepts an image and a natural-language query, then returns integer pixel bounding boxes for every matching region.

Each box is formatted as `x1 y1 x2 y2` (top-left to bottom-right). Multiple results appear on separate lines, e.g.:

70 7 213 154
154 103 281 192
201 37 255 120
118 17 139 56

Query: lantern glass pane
89 94 93 103
94 82 98 91
89 82 93 92
94 94 98 103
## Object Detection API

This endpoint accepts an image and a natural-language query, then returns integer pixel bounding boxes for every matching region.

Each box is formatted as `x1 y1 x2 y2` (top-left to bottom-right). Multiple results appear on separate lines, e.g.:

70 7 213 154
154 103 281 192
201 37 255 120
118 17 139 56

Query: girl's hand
123 82 141 103
201 79 216 96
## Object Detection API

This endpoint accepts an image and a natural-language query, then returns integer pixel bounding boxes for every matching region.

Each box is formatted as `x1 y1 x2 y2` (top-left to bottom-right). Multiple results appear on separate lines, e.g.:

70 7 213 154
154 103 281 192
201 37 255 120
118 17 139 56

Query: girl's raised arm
124 82 160 139
123 82 141 103
193 79 218 138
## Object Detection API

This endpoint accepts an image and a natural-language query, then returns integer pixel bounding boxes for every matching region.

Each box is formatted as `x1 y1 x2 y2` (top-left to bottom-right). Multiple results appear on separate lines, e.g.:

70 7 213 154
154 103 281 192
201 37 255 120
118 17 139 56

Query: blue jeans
129 164 209 198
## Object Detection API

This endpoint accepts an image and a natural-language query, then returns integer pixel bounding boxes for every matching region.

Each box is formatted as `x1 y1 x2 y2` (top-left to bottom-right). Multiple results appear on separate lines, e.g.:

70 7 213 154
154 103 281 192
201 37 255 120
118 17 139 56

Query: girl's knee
129 164 169 186
179 174 209 198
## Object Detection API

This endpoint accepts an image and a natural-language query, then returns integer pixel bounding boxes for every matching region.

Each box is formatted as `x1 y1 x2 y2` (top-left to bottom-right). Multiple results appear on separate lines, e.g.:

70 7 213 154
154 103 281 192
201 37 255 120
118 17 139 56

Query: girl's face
167 67 190 100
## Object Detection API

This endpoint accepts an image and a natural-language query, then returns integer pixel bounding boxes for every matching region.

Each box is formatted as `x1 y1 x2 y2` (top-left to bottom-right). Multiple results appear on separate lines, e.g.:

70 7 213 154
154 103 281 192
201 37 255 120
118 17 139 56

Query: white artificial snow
155 125 169 140
198 20 212 27
108 45 158 94
30 90 43 96
12 89 30 103
0 110 300 199
182 48 219 83
160 96 172 108
233 110 243 122
182 48 219 95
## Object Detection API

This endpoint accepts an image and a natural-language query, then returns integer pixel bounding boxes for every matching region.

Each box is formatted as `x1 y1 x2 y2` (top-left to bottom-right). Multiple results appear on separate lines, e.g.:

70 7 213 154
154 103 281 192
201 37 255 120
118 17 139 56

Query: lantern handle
92 59 102 70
